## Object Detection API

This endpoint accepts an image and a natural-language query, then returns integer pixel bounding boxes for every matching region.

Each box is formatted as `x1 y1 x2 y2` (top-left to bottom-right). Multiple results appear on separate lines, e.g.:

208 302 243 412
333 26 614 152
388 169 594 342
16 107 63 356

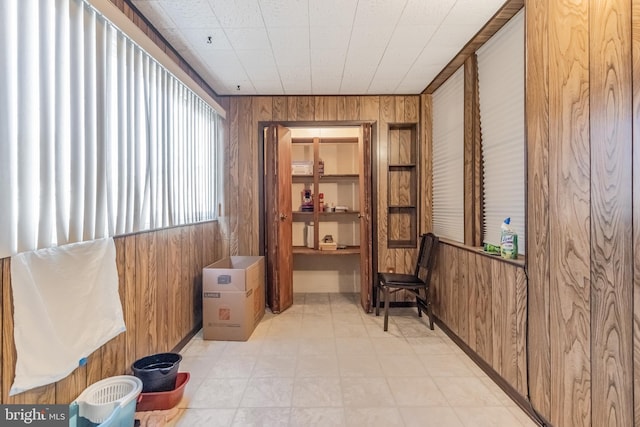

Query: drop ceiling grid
130 0 508 96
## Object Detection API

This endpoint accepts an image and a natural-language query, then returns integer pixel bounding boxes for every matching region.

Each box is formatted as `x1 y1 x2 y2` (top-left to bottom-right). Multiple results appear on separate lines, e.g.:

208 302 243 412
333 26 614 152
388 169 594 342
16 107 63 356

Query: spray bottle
500 217 518 260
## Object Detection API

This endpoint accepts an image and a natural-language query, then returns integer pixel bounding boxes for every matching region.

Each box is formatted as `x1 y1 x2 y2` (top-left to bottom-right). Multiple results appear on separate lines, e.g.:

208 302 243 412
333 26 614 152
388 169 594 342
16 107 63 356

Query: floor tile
171 292 537 427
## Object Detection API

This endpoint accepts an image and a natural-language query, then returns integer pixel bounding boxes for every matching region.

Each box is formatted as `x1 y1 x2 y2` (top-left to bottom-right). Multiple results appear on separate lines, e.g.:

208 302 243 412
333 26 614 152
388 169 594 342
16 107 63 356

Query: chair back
413 233 439 284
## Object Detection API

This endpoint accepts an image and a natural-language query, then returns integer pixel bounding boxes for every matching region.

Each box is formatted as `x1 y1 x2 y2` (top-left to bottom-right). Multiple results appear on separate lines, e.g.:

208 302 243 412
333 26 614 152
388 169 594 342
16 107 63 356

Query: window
477 10 525 253
432 66 465 243
0 0 223 258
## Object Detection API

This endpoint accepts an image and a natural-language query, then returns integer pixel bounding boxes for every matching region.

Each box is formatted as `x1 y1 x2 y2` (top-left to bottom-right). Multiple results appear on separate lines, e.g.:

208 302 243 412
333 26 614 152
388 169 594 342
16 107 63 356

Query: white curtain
0 0 221 259
432 66 465 243
478 10 525 252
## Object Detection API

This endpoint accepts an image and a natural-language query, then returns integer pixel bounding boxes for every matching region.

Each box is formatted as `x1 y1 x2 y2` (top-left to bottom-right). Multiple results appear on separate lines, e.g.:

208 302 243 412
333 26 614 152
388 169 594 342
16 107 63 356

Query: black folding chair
375 233 439 331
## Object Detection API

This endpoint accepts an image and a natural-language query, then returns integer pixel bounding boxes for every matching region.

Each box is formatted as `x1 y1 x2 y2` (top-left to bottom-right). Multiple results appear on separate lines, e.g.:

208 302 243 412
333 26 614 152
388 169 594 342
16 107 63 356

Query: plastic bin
132 353 182 392
69 375 142 427
136 372 190 412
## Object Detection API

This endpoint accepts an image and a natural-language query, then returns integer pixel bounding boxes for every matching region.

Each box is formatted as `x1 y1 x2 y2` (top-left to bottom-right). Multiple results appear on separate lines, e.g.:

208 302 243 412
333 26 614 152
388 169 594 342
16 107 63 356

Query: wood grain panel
515 267 527 396
102 238 128 378
228 100 240 255
272 96 288 121
525 0 552 417
2 258 20 403
378 96 396 276
463 54 482 247
457 250 469 343
167 227 183 347
474 253 493 363
123 235 137 370
135 233 153 361
420 94 433 233
491 262 518 387
192 224 204 326
360 96 379 121
633 3 640 424
237 97 254 255
424 0 524 94
549 1 592 425
589 1 633 425
155 229 169 352
404 96 419 122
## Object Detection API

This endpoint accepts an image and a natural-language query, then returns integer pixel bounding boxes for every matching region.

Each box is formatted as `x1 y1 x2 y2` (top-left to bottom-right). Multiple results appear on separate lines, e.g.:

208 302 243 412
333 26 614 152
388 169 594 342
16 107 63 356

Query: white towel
9 238 125 395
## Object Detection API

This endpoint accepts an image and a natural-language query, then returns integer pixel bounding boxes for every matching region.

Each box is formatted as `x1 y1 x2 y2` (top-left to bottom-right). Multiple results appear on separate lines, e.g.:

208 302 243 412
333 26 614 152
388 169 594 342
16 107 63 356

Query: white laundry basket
69 375 142 427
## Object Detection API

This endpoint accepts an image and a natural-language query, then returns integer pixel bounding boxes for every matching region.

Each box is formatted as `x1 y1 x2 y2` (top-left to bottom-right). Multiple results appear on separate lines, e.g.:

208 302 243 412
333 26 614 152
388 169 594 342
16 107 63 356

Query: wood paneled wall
431 242 527 395
525 0 635 426
0 222 225 404
227 96 427 300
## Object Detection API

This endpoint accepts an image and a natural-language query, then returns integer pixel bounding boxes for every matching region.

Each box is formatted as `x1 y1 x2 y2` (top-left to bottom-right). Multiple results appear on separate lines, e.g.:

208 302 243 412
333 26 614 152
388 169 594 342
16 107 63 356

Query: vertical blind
477 10 525 253
0 0 222 259
431 66 465 243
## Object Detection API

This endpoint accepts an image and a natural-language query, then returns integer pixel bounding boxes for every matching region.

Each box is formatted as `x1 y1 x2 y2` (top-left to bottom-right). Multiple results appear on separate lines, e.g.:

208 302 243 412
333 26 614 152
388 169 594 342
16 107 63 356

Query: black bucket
131 353 182 393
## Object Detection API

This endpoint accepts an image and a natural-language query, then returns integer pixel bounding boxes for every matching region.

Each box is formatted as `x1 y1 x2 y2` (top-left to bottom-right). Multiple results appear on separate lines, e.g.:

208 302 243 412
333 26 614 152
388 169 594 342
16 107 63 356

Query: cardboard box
202 256 265 341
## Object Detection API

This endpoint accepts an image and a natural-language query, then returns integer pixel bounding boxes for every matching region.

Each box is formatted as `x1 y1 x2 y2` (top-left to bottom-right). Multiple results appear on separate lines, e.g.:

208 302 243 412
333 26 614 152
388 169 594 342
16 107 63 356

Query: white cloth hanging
9 237 125 395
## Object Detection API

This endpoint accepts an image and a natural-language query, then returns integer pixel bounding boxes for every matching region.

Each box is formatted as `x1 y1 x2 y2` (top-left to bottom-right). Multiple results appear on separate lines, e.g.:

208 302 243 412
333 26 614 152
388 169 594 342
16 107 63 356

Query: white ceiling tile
275 51 310 68
135 0 508 95
223 79 256 94
312 66 344 81
157 0 219 30
309 0 358 27
311 49 346 69
448 0 506 25
235 50 280 81
180 28 232 50
353 0 406 27
282 80 312 94
312 79 341 94
398 0 456 26
366 79 400 94
207 0 264 28
259 0 308 27
310 26 352 50
268 27 309 53
347 25 394 53
387 25 438 50
225 27 271 50
251 80 285 94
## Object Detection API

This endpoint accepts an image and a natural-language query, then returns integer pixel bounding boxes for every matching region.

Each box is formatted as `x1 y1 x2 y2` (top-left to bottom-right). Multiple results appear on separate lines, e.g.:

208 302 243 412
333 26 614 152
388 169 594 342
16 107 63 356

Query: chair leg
383 287 390 331
426 297 434 330
416 295 422 317
375 284 381 316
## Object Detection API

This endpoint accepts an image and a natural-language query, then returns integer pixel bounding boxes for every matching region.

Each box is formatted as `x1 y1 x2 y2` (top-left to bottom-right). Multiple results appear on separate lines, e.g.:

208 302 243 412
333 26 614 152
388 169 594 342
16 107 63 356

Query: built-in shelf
387 123 418 248
293 246 360 255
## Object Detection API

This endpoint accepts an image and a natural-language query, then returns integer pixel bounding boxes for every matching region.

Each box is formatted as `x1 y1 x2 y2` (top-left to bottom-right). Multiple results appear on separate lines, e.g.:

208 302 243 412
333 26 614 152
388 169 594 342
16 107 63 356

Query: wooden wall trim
420 94 433 233
423 0 525 94
589 1 633 425
463 54 483 247
525 0 552 419
548 0 591 425
0 222 223 404
633 2 640 424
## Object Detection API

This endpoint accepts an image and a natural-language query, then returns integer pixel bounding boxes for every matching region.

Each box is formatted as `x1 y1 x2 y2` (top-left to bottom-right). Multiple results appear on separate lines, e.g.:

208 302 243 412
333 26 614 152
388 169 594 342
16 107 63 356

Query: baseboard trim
435 318 552 427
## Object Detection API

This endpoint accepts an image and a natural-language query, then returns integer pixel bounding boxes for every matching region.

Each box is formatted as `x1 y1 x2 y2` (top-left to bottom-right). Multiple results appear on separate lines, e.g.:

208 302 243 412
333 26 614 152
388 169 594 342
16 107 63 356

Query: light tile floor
166 293 539 427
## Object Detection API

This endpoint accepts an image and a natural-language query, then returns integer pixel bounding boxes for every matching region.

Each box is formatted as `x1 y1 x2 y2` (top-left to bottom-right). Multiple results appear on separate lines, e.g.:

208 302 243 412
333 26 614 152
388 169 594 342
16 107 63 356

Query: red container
136 372 190 412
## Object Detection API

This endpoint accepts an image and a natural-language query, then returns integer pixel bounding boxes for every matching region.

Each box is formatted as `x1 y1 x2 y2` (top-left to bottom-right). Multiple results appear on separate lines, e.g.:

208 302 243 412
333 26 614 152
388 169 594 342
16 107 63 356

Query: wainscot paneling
431 242 526 398
0 221 225 404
